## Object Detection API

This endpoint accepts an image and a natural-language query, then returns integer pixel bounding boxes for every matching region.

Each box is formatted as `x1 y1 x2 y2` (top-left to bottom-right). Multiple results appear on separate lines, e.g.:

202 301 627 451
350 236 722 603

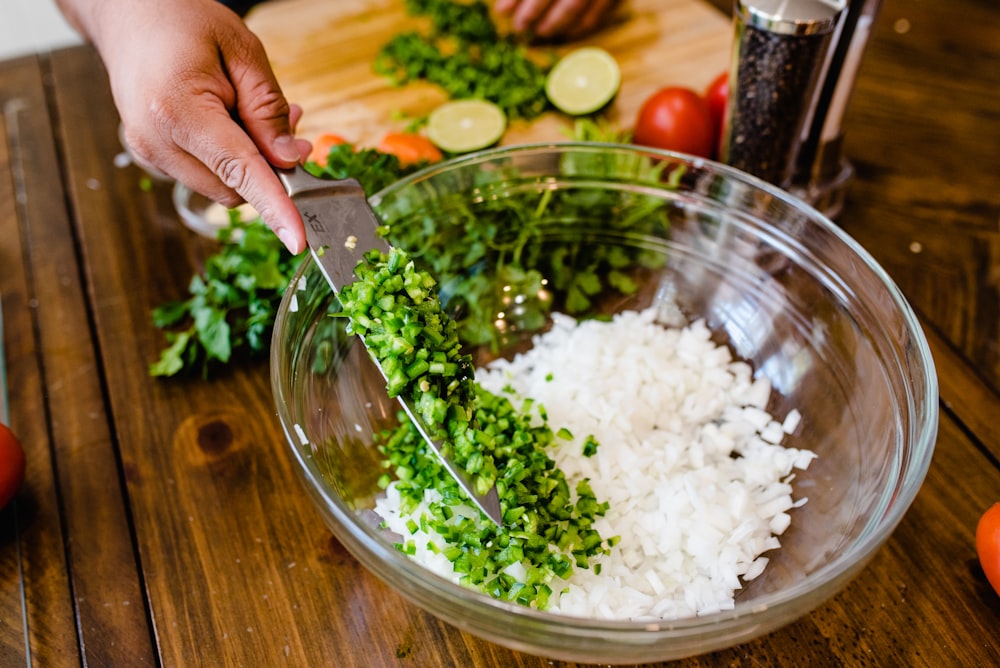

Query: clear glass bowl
270 143 938 663
172 182 258 241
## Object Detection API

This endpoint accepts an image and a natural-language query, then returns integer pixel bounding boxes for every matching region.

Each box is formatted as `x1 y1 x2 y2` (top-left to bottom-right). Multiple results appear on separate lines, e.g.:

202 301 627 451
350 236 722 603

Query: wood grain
923 321 1000 465
0 50 157 666
246 0 732 147
836 0 1000 397
0 54 82 667
41 48 163 666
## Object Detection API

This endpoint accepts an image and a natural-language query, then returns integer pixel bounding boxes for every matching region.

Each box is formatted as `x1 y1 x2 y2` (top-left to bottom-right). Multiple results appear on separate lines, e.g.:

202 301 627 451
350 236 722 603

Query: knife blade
275 166 502 526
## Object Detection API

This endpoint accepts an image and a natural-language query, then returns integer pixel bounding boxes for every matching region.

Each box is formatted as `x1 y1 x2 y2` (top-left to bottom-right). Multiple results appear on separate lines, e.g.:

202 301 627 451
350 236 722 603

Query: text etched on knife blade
304 209 324 232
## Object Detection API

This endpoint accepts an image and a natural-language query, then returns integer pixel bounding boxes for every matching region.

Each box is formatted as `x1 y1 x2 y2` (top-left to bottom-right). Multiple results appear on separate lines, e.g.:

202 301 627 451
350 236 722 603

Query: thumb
224 36 308 167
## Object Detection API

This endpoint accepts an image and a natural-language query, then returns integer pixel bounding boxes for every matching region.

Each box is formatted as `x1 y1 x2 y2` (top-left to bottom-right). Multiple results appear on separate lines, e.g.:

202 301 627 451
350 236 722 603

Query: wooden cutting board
246 0 733 148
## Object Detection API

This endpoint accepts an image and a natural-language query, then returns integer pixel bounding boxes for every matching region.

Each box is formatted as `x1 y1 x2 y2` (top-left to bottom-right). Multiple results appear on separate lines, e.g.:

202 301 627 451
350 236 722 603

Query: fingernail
274 134 302 163
277 227 301 254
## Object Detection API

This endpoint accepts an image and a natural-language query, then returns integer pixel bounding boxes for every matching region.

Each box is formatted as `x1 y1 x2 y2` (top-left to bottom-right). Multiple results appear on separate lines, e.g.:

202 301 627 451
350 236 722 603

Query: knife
275 166 503 527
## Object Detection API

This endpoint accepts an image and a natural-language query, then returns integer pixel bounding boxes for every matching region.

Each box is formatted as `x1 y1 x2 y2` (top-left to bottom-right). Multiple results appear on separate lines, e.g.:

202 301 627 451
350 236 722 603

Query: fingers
171 102 309 254
493 0 551 32
510 0 555 33
494 0 617 38
573 0 620 37
96 0 311 254
225 31 306 168
124 73 309 254
214 29 309 252
534 0 587 37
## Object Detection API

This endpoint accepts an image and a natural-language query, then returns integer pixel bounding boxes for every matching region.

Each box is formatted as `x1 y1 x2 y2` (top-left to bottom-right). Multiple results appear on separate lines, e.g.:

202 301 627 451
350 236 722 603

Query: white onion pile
376 306 814 620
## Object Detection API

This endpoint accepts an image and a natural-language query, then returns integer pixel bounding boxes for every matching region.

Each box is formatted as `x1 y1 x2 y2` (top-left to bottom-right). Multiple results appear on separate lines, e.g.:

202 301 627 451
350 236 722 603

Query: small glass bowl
172 182 258 241
116 122 173 182
270 143 937 663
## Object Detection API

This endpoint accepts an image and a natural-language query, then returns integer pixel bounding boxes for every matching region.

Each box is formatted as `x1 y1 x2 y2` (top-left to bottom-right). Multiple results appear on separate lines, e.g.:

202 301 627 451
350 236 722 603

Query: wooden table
2 0 999 665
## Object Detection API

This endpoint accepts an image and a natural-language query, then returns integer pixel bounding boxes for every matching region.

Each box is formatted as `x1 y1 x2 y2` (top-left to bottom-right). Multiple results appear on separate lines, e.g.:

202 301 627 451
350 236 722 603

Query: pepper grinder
720 0 845 189
793 0 884 219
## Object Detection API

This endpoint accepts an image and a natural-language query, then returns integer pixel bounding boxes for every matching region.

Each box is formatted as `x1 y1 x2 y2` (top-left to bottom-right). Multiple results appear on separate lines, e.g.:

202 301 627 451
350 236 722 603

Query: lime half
427 99 508 154
545 47 621 116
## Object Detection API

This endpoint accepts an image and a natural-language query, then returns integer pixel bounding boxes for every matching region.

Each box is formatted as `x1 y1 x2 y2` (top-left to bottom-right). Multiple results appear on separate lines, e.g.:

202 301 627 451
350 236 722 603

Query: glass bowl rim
271 141 939 637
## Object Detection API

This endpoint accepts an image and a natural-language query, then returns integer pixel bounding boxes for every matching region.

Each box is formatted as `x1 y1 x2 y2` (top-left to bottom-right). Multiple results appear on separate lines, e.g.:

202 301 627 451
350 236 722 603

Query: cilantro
150 145 422 378
304 143 424 194
149 221 304 377
374 0 553 121
375 142 678 351
151 134 678 379
566 117 633 143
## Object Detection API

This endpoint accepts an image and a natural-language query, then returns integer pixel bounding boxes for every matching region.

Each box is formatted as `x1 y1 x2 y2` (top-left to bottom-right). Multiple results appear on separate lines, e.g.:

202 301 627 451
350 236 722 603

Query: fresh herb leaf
148 327 195 377
305 143 425 193
375 0 553 122
150 146 421 378
151 299 191 328
149 221 304 377
377 150 678 350
152 139 678 379
567 117 632 143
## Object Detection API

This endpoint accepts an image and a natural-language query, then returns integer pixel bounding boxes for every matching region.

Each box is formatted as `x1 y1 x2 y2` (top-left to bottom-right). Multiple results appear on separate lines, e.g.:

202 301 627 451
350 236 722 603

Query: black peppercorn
721 0 844 188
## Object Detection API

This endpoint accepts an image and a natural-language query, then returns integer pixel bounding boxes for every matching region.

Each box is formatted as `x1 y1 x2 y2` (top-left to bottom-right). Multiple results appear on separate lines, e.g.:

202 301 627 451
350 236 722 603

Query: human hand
58 0 311 253
494 0 620 39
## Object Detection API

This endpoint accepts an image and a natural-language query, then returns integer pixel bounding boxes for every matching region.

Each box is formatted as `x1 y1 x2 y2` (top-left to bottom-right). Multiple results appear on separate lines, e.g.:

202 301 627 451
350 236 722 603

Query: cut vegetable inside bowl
271 143 937 664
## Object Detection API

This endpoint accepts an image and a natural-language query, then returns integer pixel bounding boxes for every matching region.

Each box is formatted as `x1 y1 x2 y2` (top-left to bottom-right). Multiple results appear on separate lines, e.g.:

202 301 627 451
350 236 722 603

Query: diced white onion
374 307 815 621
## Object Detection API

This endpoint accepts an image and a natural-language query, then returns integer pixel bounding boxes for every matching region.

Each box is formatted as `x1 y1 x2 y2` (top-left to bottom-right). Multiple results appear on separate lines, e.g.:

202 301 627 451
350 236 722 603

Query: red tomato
704 70 729 155
376 132 443 167
632 87 715 159
0 423 25 510
978 502 1000 596
307 133 349 167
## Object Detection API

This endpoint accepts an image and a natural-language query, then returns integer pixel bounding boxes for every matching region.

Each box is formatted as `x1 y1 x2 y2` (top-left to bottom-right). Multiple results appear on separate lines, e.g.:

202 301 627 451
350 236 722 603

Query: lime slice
426 99 508 154
545 47 621 116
